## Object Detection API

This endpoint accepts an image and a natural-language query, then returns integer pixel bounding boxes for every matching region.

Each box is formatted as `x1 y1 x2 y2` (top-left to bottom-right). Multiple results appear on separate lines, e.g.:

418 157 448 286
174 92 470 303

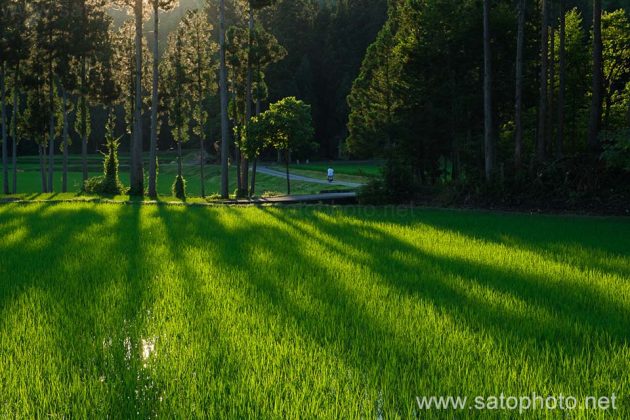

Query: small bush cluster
83 138 127 195
172 175 187 201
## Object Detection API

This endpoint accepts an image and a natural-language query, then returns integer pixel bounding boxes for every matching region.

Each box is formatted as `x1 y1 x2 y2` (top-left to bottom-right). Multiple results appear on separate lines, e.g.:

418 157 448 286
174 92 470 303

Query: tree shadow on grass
151 204 273 418
0 202 162 417
296 209 630 347
3 204 627 416
258 207 630 409
341 207 630 279
0 204 106 311
149 205 630 415
152 206 425 417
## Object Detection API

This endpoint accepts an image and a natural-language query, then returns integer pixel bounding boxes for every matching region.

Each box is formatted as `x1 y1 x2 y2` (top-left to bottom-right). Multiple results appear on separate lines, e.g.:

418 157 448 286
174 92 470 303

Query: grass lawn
1 156 352 199
0 203 628 417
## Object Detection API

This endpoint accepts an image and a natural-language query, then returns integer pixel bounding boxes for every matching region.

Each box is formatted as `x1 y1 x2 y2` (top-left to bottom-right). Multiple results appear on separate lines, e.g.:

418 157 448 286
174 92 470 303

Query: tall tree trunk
11 66 18 194
148 4 159 198
447 55 460 181
239 8 254 196
39 145 47 193
219 0 230 199
557 0 565 158
250 98 261 196
537 0 549 162
231 82 241 193
200 131 206 198
250 159 257 197
285 149 291 195
548 26 555 157
235 121 241 193
1 62 8 194
130 0 144 195
177 139 182 179
48 60 55 193
62 88 69 193
80 57 89 183
588 0 603 152
483 0 494 181
80 0 88 183
514 0 526 170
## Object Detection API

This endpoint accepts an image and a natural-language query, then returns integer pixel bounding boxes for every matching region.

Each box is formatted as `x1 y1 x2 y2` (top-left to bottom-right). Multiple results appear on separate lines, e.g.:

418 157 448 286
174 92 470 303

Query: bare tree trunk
514 0 526 170
80 57 89 182
250 99 261 196
130 0 144 195
557 0 565 158
48 61 55 193
548 26 555 158
148 3 159 198
62 88 69 193
285 149 291 195
39 145 47 193
219 0 230 199
200 134 206 198
177 140 182 178
483 0 494 181
1 62 8 194
447 55 460 181
239 8 254 197
231 82 241 193
235 122 241 193
588 0 603 152
250 159 257 197
537 0 549 162
11 67 18 194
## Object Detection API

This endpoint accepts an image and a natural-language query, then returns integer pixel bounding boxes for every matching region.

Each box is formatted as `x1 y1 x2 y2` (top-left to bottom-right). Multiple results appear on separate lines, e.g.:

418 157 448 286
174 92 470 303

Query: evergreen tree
181 9 218 198
161 22 191 196
111 20 152 160
73 0 111 183
588 0 604 152
148 0 180 198
113 0 150 195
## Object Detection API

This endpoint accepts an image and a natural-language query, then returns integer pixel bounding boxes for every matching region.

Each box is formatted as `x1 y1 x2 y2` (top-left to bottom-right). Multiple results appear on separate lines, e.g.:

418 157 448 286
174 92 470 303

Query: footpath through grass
0 203 628 417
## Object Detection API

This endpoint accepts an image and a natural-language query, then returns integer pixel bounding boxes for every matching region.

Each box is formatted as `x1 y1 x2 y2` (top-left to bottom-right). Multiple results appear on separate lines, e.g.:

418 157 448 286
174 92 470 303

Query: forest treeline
349 0 630 209
1 0 629 207
0 0 386 197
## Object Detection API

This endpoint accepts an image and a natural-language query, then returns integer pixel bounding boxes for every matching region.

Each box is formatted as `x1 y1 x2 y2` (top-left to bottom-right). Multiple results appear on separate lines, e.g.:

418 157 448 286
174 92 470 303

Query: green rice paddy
0 203 628 417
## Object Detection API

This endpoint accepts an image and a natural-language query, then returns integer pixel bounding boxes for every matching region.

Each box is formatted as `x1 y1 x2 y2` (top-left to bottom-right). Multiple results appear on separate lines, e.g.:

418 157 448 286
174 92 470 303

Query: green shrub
172 175 187 201
83 138 127 195
83 176 106 195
